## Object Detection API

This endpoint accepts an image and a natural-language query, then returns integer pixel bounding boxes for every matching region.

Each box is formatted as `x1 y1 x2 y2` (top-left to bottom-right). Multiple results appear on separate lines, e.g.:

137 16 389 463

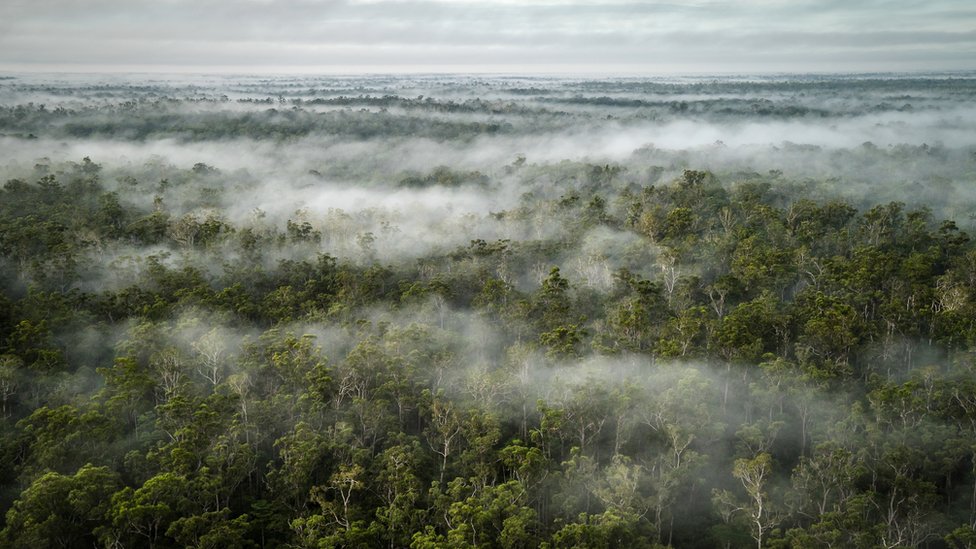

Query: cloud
0 0 972 72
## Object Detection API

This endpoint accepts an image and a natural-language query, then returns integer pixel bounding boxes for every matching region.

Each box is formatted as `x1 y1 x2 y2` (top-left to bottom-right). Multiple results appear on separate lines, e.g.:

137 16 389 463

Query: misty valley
3 72 976 548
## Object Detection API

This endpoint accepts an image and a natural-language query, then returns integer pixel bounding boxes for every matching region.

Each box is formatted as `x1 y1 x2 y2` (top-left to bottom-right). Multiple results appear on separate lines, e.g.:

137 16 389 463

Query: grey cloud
0 0 972 72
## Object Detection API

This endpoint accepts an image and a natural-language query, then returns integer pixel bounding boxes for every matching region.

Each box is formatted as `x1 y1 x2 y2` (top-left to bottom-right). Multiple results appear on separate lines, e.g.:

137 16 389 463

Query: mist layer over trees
2 72 976 548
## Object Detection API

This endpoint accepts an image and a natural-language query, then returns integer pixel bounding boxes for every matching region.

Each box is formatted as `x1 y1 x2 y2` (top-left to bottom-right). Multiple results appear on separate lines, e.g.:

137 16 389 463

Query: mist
3 72 976 548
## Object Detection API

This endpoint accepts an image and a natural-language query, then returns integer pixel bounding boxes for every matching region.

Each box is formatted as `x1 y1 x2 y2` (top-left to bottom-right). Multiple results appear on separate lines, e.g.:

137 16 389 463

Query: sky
0 0 974 74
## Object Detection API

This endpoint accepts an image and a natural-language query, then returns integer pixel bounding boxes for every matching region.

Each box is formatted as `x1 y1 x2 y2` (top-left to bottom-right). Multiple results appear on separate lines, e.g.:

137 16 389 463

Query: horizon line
2 62 976 79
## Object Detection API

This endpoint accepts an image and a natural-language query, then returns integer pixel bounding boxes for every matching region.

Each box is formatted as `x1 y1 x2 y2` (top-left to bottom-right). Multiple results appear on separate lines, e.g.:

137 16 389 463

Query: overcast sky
1 0 974 74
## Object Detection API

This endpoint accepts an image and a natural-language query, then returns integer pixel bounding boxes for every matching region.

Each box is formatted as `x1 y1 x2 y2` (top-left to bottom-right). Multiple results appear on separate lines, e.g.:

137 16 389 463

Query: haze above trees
2 73 976 548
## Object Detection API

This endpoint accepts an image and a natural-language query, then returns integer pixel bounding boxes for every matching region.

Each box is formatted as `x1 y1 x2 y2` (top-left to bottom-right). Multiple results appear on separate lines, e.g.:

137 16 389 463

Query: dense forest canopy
2 72 976 548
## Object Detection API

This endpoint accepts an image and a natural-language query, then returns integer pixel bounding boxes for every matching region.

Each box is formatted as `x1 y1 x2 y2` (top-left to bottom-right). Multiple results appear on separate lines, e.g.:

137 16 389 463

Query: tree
544 510 656 549
373 438 425 548
714 453 779 549
0 355 22 419
412 480 541 549
424 390 464 486
104 472 192 549
1 464 119 549
166 509 254 549
266 422 330 513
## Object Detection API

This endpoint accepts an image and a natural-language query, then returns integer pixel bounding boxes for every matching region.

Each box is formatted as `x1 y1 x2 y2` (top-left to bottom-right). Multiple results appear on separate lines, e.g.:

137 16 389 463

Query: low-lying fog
2 72 975 271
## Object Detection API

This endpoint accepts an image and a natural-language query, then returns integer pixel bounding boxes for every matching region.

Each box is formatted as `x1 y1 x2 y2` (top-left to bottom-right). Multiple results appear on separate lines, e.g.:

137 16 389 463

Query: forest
1 72 976 548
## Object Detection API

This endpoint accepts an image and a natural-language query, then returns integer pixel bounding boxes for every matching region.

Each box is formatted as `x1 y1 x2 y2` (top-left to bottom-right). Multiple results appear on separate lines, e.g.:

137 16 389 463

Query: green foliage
1 464 119 549
3 76 976 547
